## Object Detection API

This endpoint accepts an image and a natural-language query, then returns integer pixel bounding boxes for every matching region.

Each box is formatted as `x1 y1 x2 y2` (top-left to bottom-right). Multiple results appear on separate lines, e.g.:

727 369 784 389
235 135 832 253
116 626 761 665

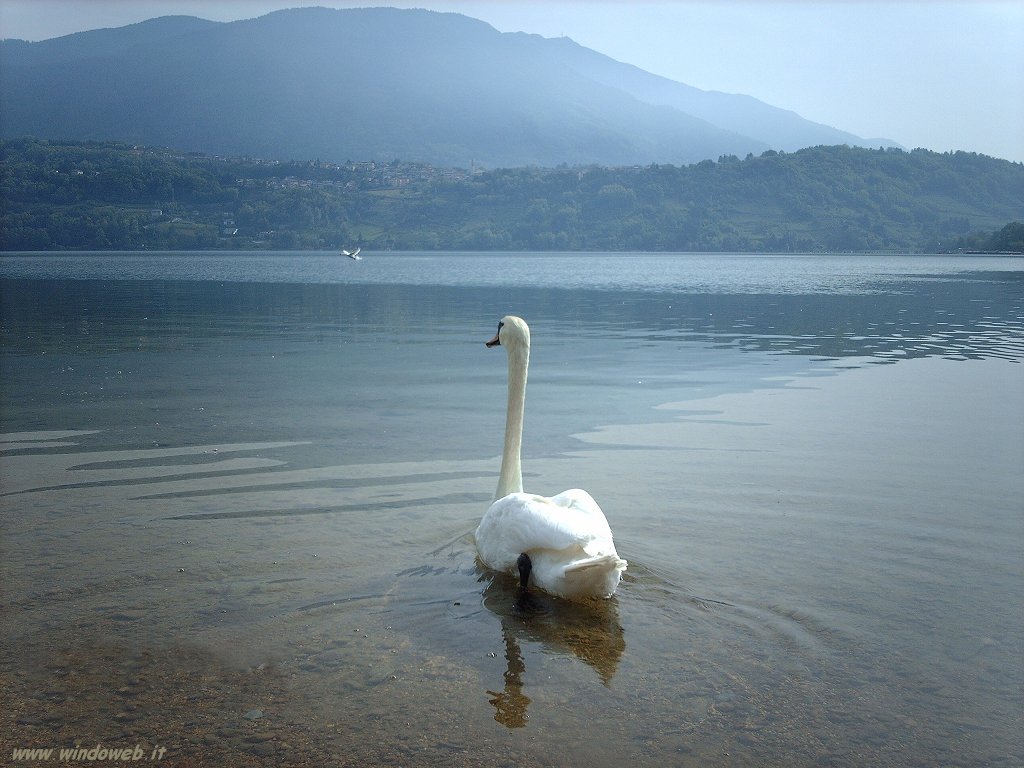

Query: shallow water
2 252 1022 766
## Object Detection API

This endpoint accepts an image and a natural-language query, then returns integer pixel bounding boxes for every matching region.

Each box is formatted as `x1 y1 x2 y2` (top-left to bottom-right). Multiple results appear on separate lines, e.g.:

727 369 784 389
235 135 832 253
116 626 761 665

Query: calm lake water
1 252 1022 766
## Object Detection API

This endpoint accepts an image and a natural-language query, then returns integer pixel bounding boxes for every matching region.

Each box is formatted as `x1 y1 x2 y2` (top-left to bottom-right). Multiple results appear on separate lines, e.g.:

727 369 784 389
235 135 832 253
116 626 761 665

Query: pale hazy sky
2 1 1022 162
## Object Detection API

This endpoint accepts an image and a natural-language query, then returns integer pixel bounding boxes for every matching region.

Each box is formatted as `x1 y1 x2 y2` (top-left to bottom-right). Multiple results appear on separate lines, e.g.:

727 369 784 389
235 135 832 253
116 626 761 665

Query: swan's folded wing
476 490 615 570
548 489 614 538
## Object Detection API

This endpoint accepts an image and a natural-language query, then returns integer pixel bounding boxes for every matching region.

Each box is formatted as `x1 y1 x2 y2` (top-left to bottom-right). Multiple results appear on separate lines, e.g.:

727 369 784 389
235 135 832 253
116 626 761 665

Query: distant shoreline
3 249 1022 257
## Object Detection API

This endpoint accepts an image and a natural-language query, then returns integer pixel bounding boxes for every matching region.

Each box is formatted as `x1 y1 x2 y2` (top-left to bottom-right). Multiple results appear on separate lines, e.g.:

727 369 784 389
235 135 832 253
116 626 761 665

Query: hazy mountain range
0 7 898 168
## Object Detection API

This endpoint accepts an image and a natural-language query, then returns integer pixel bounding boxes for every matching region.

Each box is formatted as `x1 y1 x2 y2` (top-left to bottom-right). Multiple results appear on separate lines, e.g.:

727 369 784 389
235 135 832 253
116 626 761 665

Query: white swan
474 316 626 600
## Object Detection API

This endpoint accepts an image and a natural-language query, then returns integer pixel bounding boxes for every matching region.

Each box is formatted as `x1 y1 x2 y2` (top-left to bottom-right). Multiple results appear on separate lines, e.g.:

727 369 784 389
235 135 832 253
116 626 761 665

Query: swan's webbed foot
517 553 532 590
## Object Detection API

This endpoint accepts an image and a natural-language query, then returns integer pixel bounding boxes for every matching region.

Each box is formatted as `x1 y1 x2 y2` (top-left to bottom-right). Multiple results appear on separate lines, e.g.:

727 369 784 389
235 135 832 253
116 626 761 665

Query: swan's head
485 316 530 352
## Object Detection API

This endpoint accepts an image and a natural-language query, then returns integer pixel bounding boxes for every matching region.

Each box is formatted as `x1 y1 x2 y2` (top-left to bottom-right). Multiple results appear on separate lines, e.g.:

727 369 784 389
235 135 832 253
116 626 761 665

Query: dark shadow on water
3 269 1021 364
163 492 492 520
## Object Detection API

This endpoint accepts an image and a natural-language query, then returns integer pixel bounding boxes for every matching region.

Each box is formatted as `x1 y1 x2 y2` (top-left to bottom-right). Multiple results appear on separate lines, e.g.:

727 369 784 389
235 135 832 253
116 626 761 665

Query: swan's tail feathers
565 553 627 574
562 553 627 598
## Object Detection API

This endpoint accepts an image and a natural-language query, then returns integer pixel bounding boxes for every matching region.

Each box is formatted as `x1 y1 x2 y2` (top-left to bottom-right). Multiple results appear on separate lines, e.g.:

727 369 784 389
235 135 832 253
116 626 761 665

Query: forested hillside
2 138 1022 252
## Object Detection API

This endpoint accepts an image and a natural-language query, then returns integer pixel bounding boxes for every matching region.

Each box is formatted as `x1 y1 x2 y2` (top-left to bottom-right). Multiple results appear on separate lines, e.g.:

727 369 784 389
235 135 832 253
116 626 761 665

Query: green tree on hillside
988 222 1024 252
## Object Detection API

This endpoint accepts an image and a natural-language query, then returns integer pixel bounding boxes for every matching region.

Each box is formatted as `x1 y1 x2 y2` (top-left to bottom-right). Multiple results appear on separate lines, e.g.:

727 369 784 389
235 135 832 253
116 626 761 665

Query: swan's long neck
496 341 528 499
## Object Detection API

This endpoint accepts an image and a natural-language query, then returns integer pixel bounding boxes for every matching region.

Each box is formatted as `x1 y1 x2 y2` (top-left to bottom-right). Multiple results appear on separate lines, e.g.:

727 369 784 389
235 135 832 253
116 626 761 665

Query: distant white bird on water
342 247 362 260
474 316 626 600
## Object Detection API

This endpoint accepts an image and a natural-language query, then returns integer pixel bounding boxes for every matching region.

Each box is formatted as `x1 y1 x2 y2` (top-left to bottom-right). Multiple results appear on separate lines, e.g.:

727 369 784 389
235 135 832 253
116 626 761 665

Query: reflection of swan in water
475 316 626 600
487 631 530 728
480 571 626 727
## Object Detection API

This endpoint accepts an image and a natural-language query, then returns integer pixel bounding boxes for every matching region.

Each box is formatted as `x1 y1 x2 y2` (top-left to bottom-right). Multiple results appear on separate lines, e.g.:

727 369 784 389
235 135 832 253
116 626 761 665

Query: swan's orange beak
485 332 501 348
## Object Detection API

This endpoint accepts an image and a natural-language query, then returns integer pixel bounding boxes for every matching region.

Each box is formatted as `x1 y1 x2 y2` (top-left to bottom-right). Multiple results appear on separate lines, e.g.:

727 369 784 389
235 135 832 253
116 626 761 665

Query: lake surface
1 252 1022 766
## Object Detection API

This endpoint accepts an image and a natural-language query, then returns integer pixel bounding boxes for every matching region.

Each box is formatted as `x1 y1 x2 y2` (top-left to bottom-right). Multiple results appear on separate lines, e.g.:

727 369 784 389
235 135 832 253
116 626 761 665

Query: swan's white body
474 316 626 600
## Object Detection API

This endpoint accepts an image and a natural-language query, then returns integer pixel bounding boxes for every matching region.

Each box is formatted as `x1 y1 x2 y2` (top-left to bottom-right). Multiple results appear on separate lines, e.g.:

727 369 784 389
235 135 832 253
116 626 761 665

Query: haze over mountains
0 7 898 168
